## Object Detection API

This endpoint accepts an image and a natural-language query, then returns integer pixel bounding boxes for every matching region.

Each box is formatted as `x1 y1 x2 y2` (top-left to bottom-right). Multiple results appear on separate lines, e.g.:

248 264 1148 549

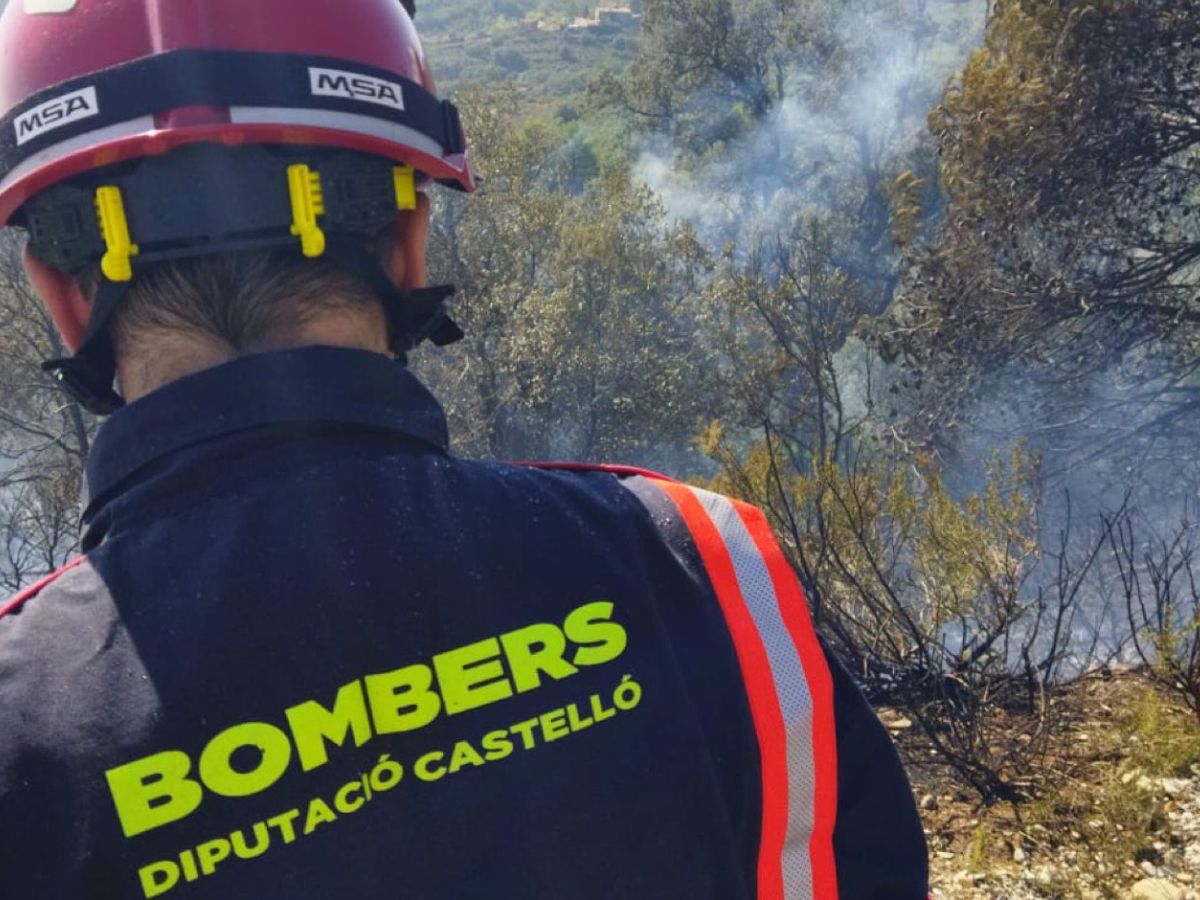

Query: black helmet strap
42 279 128 416
33 146 463 416
324 235 464 356
42 268 460 417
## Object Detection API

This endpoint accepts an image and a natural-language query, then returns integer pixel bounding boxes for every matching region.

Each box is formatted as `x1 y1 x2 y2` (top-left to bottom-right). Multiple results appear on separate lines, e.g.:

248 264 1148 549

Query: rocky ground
889 672 1200 899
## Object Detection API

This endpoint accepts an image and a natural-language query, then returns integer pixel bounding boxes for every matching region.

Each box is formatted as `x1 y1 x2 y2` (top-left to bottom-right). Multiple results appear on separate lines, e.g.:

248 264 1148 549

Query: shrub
704 435 1106 802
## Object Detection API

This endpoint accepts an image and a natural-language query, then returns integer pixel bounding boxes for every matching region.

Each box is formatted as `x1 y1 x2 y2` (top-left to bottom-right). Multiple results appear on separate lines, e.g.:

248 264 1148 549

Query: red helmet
0 0 473 416
0 0 473 226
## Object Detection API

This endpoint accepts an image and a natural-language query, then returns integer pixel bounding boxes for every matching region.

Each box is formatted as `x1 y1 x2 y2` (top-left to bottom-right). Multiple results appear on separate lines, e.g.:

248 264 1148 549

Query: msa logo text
309 68 405 112
14 86 98 146
23 0 79 13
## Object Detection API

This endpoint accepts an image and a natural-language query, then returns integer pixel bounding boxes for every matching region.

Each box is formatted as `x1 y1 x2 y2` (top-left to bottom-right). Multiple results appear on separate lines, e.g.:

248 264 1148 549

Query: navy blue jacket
0 347 927 899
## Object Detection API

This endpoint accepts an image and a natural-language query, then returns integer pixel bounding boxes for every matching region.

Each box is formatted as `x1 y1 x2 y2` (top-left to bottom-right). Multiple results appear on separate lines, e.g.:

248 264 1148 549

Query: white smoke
635 0 988 250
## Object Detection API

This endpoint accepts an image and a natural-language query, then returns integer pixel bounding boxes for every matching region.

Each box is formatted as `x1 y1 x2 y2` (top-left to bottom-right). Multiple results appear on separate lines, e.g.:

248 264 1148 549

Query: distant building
566 7 640 31
596 7 638 26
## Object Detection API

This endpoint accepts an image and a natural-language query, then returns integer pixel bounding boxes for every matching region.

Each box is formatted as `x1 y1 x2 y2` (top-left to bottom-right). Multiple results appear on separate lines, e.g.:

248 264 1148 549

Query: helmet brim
1 117 474 226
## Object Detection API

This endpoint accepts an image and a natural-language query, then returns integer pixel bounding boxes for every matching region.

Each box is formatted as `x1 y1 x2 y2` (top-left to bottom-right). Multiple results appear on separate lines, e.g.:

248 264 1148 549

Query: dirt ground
889 672 1200 899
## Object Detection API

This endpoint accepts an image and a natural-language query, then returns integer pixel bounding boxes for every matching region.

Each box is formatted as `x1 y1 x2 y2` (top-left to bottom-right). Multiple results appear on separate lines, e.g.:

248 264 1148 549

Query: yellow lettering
415 750 447 782
509 717 538 750
433 637 513 715
566 702 594 732
231 823 271 859
198 722 291 797
267 809 301 844
138 860 179 899
286 681 372 771
334 781 365 814
481 728 514 762
448 739 486 774
180 849 199 883
501 622 578 693
590 692 616 722
196 838 231 876
564 602 627 667
539 708 570 742
106 750 203 838
365 663 441 733
303 797 338 835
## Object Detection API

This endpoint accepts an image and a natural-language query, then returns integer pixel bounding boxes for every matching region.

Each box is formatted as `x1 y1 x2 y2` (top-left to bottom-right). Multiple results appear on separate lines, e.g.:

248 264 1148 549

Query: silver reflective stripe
687 486 817 900
0 106 446 215
0 116 156 194
228 106 444 158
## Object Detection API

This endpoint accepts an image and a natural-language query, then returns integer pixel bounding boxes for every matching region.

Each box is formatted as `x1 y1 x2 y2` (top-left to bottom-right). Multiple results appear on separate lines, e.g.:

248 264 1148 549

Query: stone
1033 864 1058 885
1161 778 1191 798
920 793 938 811
1130 878 1186 900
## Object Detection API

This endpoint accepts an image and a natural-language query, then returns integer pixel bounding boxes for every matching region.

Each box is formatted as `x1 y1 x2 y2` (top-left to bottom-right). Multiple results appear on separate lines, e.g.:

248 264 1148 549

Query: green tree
884 0 1200 447
420 89 718 464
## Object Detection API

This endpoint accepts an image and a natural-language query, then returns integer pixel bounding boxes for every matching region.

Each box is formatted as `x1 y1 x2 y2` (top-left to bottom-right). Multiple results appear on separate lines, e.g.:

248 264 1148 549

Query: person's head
0 0 473 411
23 167 434 401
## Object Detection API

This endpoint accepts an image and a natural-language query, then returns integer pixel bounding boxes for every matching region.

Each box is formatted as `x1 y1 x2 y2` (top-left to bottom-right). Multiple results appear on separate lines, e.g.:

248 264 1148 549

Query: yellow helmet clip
94 186 139 283
287 163 326 258
393 165 417 211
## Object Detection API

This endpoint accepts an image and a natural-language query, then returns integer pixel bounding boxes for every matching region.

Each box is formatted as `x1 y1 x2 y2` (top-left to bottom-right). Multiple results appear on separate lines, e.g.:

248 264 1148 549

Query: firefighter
0 1 927 898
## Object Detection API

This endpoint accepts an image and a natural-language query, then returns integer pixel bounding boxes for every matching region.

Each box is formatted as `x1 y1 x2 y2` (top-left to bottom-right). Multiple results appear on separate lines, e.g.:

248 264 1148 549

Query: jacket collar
84 346 450 517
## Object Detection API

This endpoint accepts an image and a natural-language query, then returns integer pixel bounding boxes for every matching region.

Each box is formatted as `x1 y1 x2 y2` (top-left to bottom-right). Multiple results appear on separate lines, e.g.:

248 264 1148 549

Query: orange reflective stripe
733 500 839 899
655 481 791 900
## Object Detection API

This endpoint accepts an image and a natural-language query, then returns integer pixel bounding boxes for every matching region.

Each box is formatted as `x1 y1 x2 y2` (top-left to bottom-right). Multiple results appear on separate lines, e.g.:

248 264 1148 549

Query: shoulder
514 464 780 552
0 555 115 700
0 556 89 622
512 462 675 481
506 461 772 577
0 557 111 755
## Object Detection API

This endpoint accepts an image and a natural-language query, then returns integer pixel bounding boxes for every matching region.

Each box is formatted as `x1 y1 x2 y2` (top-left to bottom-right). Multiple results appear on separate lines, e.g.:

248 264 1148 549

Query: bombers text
106 601 628 839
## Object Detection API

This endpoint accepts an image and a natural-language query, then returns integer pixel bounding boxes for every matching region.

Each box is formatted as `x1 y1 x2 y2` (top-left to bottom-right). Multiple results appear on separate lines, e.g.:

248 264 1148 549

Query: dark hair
88 249 384 356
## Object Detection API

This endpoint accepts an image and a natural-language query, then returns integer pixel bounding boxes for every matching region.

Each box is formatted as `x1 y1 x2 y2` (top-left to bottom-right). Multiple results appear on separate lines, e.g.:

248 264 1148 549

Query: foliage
703 418 1106 800
419 89 718 464
421 7 637 115
966 820 991 873
699 222 874 462
1028 683 1199 878
0 236 93 591
1104 506 1200 720
1124 686 1200 776
884 0 1200 453
628 0 789 124
605 0 982 323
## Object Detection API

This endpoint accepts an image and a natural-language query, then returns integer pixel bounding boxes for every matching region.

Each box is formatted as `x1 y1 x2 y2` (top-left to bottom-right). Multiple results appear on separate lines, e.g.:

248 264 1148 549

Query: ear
384 191 431 291
22 246 91 352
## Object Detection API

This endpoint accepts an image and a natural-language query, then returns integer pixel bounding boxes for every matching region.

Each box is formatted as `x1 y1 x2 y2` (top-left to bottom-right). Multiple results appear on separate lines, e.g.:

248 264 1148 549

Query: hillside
419 0 638 107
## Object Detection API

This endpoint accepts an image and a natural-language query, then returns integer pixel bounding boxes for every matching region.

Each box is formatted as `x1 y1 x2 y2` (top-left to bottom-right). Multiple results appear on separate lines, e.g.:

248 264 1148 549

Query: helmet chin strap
42 279 130 416
322 235 463 359
42 248 463 416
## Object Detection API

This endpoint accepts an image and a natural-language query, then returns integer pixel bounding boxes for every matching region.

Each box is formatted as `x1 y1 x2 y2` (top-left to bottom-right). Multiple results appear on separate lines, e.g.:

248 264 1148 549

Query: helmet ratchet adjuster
28 146 462 415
